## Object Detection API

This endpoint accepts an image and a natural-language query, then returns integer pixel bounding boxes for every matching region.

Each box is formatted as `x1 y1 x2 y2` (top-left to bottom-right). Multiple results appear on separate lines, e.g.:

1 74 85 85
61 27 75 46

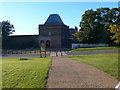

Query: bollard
12 51 13 54
15 51 17 54
56 51 58 56
61 50 62 56
40 49 42 58
50 50 51 55
45 50 46 57
8 51 9 54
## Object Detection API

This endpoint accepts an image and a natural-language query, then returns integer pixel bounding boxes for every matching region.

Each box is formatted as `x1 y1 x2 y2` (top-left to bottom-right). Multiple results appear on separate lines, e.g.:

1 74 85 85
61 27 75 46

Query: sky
1 2 119 35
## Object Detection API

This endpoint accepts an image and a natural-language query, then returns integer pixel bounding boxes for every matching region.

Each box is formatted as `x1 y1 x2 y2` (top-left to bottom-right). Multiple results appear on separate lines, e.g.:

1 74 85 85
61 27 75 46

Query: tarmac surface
2 49 118 58
46 56 118 88
66 49 118 55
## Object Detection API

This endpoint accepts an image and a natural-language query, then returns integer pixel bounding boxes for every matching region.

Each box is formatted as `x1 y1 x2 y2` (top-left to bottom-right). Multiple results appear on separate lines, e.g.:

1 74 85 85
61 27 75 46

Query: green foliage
2 57 52 88
73 7 120 44
109 25 120 44
72 32 82 42
69 53 119 80
2 20 15 49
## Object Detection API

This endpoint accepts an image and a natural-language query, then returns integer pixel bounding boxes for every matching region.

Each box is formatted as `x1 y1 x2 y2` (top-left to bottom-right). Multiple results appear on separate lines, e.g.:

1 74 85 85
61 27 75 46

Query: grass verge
69 47 119 52
69 53 119 80
2 57 52 88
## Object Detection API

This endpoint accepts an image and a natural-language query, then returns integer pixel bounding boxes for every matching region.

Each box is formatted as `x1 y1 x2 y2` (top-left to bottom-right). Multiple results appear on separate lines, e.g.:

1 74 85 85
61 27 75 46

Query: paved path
47 56 118 88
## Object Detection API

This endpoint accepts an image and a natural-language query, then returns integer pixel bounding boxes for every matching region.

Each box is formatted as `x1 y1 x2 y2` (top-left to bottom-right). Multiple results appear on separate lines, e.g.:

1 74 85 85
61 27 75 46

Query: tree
109 25 120 44
79 9 110 43
107 8 120 45
0 22 2 49
2 20 15 49
73 7 119 44
79 9 97 43
72 32 82 43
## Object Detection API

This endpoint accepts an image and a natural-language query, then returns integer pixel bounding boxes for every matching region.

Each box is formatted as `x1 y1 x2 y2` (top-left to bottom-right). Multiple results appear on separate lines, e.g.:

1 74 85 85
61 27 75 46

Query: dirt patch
20 58 30 60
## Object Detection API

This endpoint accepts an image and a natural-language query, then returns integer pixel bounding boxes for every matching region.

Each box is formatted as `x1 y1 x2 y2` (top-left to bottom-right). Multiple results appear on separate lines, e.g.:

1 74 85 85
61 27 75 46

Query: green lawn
2 57 52 88
70 47 119 52
69 53 119 80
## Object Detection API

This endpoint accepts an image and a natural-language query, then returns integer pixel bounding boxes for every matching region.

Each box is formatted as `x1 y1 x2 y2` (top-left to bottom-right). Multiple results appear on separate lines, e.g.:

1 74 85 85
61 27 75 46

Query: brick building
39 14 71 48
8 14 77 49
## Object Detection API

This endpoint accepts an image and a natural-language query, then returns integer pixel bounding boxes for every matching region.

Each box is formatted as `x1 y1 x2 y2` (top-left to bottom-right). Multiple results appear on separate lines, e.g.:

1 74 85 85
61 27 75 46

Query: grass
2 57 52 88
69 47 119 52
69 53 119 80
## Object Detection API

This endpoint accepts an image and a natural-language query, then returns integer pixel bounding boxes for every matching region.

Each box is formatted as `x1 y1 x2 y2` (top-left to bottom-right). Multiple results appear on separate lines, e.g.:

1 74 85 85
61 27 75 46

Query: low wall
72 44 109 49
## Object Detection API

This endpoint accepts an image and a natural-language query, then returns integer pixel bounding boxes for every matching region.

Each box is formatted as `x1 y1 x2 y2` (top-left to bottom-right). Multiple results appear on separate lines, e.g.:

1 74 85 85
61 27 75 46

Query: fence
2 48 71 57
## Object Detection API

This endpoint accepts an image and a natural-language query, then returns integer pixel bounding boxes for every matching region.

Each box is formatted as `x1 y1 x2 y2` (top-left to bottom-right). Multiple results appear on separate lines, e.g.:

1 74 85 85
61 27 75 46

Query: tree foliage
2 20 15 49
73 7 120 44
109 25 120 44
72 32 82 43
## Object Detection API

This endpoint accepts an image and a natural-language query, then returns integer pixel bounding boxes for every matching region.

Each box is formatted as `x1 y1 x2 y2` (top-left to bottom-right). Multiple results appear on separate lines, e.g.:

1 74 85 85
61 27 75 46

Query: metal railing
2 48 71 57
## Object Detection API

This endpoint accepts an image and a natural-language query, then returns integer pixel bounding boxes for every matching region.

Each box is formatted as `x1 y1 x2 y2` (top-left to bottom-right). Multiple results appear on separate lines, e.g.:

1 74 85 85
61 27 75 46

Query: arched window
40 40 44 43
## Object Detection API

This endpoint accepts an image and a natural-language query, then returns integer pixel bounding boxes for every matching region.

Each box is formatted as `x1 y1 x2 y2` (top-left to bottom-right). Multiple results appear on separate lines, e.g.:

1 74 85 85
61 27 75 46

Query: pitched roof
44 14 64 25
